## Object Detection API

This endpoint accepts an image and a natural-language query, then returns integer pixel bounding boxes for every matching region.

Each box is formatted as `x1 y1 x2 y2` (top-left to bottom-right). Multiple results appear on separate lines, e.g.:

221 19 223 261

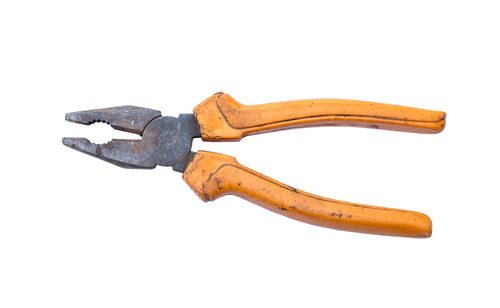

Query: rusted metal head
63 106 200 171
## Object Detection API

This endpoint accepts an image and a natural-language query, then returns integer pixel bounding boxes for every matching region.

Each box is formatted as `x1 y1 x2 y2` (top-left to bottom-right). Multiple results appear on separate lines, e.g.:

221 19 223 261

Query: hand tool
63 92 446 238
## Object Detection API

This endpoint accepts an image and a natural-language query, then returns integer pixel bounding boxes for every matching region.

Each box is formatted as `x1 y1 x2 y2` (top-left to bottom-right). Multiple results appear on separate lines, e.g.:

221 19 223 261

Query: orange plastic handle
183 151 432 238
194 93 446 141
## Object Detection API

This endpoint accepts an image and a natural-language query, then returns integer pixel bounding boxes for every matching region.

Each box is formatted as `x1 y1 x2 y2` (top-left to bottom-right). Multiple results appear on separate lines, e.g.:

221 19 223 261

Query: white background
1 1 499 307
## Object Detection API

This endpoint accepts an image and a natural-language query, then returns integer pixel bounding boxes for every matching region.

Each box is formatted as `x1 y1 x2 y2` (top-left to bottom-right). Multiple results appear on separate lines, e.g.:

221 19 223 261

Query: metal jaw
63 106 200 172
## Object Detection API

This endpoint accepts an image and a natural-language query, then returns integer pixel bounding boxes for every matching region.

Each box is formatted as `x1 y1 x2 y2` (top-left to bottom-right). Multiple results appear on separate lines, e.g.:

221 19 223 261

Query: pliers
63 92 446 238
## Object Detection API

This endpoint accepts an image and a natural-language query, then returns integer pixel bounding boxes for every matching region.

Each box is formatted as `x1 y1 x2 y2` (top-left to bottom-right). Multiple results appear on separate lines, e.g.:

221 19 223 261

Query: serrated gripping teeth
61 137 156 169
64 106 161 135
63 105 162 169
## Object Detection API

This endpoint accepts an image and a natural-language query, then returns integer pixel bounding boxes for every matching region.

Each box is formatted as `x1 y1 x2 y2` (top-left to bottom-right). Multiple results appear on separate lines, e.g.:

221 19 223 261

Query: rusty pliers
63 92 446 237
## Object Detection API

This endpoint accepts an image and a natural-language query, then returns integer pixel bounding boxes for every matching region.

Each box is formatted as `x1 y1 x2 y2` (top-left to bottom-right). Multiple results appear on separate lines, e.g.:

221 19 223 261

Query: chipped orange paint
183 151 432 238
193 93 446 141
185 93 445 237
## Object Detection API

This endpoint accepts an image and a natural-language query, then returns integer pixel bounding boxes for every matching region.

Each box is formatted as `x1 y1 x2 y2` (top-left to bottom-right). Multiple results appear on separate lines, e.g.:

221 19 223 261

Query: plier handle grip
186 93 445 237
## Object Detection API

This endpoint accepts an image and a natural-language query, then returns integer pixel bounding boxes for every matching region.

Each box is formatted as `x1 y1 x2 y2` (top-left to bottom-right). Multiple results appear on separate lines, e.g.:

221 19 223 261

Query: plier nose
63 105 162 168
64 92 445 238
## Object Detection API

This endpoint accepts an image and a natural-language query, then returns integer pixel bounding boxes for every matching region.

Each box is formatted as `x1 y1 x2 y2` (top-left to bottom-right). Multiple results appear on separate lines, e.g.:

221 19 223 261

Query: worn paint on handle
194 93 446 141
183 151 432 238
